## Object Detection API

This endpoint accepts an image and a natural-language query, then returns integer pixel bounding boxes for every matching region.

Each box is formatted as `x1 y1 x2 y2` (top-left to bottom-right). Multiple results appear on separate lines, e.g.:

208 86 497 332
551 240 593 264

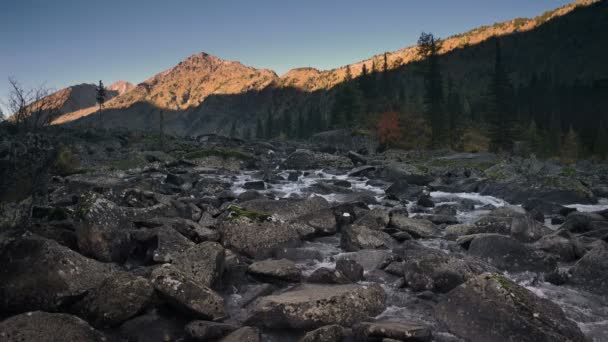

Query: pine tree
418 32 445 148
331 65 362 128
282 111 292 138
256 117 264 139
524 121 541 156
487 39 515 153
446 79 464 150
561 125 579 164
229 120 237 138
243 127 251 140
95 80 106 128
297 111 305 139
593 121 608 159
265 112 274 139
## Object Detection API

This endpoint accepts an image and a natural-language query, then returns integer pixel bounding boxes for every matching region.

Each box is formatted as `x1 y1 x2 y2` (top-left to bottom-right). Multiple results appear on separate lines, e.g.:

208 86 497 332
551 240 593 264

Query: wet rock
0 235 114 314
385 181 424 202
71 272 153 328
295 208 338 235
389 214 440 239
466 234 557 273
0 311 105 342
118 308 185 342
336 259 365 282
560 211 608 234
244 181 266 190
300 324 345 342
432 204 458 216
353 321 432 342
240 197 330 221
395 242 492 293
422 214 459 225
151 265 225 320
535 233 580 262
354 208 390 230
436 273 586 342
341 224 393 251
248 259 301 283
307 267 351 284
130 226 194 264
417 194 435 208
568 242 608 296
336 250 393 271
75 194 132 262
282 149 353 170
172 242 225 289
522 198 573 216
220 327 261 342
248 283 386 329
165 173 185 186
220 218 304 259
185 320 239 341
349 165 376 177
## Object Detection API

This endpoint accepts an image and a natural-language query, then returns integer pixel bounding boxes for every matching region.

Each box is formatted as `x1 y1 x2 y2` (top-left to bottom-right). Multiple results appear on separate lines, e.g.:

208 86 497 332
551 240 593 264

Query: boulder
353 321 432 342
385 181 424 202
239 197 330 222
151 265 225 320
130 226 194 264
341 224 393 252
353 208 390 230
219 218 304 259
307 267 351 284
185 320 239 341
335 259 365 282
0 311 105 342
389 214 440 239
220 327 261 342
118 309 185 342
172 242 225 289
568 242 608 296
72 272 153 328
75 194 132 262
395 242 493 293
0 235 114 314
300 324 345 342
248 284 386 329
282 149 353 170
436 273 586 342
466 234 556 273
247 259 302 283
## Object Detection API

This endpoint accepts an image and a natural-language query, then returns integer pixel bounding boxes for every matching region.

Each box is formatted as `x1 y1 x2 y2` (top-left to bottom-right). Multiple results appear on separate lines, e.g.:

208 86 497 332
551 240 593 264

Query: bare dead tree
7 77 61 133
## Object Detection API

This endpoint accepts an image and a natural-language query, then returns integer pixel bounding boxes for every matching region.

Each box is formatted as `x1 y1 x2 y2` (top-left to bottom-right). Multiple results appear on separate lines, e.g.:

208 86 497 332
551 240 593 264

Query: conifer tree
446 79 464 150
331 65 362 128
487 39 515 153
265 112 274 139
229 120 237 138
256 116 264 139
95 80 106 128
418 32 445 148
593 121 608 159
282 111 292 138
561 125 579 164
524 121 541 156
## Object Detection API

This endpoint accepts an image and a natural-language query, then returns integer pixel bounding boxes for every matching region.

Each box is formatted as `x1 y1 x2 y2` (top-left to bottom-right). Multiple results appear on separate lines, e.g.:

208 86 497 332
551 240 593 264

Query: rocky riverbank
1 129 608 341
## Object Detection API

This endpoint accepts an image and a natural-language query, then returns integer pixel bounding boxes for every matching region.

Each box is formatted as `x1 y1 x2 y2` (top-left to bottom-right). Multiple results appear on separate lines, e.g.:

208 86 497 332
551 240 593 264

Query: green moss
227 205 271 222
76 193 96 220
561 167 576 177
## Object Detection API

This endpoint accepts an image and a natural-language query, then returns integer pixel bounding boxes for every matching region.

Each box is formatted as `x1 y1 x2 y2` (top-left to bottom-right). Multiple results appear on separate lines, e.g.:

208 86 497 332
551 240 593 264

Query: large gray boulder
568 242 608 296
0 311 105 342
248 284 386 329
71 272 153 328
247 259 302 283
341 224 393 251
466 234 557 273
151 265 225 320
281 149 353 170
353 321 432 342
239 197 330 222
219 218 304 259
172 242 225 289
0 235 114 314
436 273 586 342
389 214 440 239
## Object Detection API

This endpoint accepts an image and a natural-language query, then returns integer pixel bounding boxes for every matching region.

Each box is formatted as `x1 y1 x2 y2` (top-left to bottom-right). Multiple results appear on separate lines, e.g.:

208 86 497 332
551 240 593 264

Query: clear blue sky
0 0 572 113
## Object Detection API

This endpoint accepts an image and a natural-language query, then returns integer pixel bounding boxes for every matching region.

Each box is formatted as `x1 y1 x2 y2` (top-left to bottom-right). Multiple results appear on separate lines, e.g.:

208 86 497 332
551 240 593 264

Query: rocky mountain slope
50 0 606 136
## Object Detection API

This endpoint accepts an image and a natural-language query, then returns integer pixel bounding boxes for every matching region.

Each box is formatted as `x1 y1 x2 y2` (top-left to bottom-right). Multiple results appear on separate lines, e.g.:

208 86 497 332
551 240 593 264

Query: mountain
107 81 134 95
50 0 606 139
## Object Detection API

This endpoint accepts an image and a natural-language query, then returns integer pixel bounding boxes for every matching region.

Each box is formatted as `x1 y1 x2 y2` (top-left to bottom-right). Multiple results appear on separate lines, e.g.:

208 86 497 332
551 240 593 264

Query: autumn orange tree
377 111 401 149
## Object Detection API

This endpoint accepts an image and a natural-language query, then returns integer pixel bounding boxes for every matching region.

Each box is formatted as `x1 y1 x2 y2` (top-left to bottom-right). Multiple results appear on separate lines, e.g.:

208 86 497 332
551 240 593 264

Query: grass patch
54 147 81 176
108 155 148 171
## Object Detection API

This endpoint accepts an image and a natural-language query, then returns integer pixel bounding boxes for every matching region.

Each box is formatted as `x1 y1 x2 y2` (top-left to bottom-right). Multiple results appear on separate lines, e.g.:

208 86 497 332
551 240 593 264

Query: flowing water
229 169 608 341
